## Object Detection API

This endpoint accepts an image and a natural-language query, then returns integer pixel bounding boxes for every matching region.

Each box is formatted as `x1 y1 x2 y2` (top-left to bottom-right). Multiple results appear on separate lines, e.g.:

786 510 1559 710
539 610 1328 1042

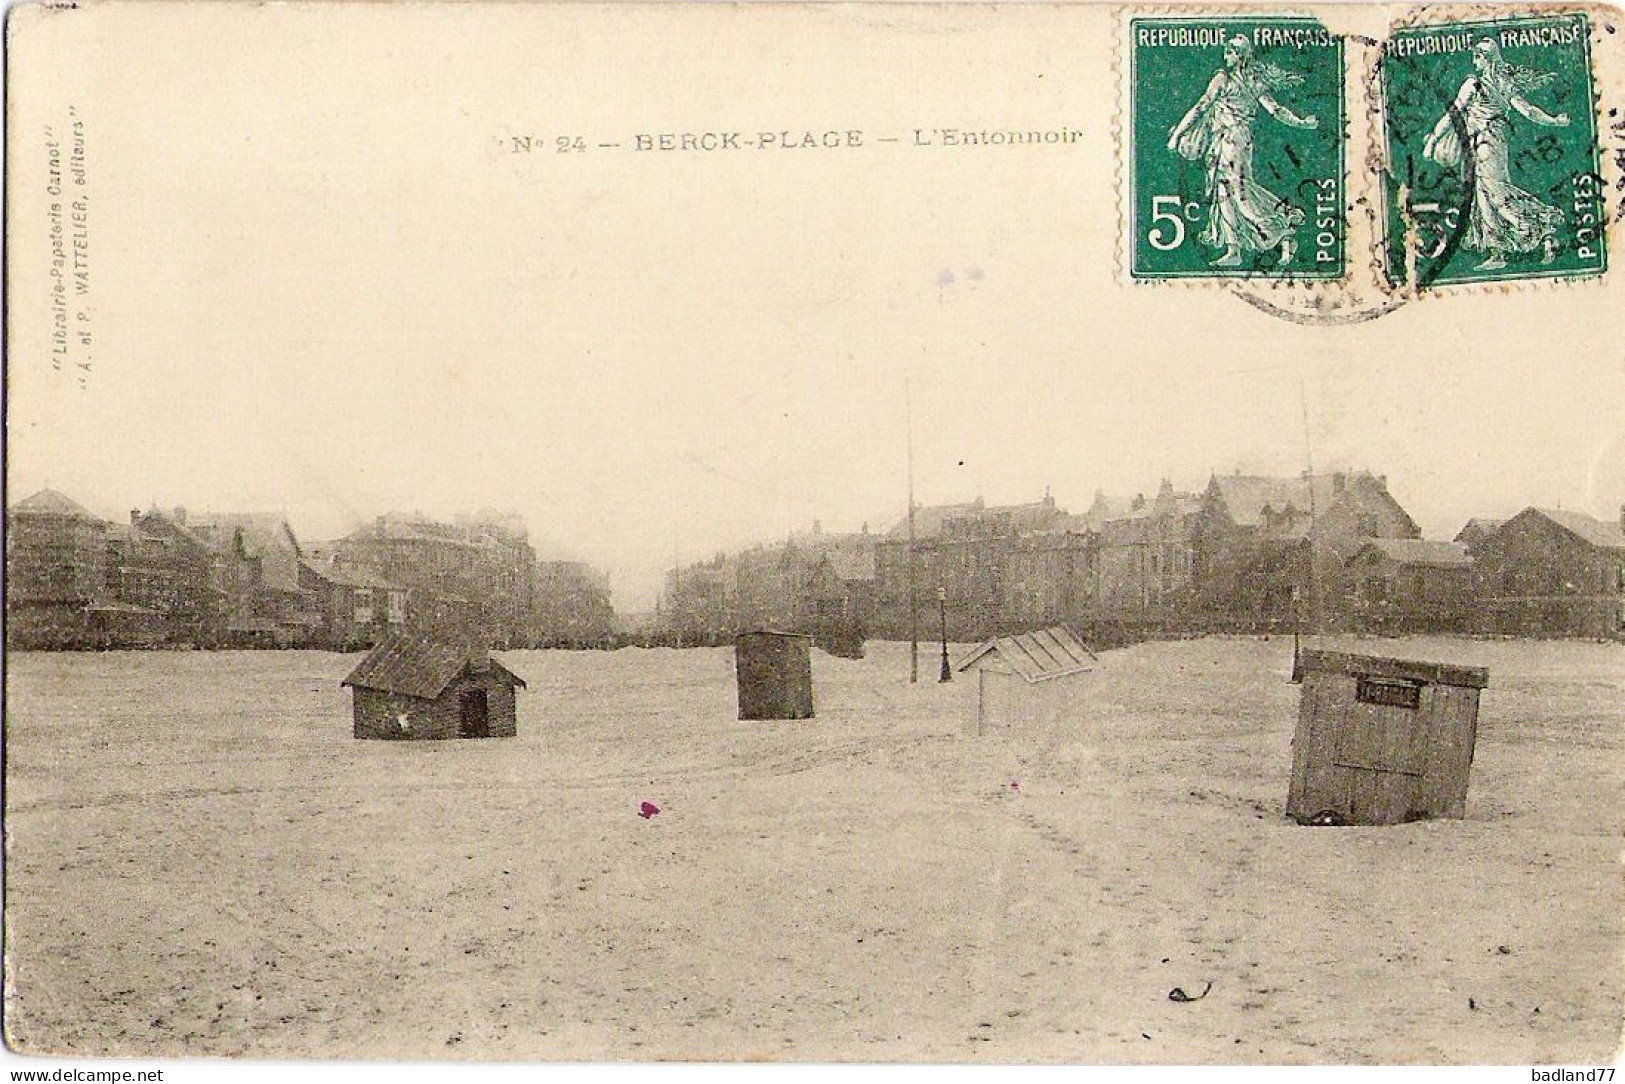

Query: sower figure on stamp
1167 36 1319 268
1423 38 1569 271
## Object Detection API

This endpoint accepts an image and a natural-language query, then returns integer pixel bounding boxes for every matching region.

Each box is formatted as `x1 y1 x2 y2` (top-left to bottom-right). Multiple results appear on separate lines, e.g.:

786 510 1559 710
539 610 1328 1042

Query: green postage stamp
1127 17 1346 280
1380 13 1605 288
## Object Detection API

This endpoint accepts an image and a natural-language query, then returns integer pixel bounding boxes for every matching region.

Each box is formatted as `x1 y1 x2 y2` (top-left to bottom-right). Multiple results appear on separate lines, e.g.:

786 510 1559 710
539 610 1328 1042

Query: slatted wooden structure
1287 650 1487 825
955 626 1095 735
735 630 814 720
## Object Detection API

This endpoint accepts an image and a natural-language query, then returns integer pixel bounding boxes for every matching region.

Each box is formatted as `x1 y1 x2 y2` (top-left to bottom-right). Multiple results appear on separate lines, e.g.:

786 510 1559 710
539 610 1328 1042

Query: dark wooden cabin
735 630 814 720
342 634 525 740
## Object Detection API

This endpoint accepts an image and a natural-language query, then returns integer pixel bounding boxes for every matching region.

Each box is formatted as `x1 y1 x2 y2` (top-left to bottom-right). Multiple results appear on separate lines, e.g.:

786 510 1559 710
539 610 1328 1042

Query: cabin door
459 688 489 738
1332 679 1428 824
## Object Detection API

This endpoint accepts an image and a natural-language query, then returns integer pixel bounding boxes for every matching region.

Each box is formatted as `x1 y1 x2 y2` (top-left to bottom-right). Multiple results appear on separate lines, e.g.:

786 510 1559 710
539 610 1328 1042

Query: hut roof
1293 649 1488 690
956 626 1095 683
342 635 525 700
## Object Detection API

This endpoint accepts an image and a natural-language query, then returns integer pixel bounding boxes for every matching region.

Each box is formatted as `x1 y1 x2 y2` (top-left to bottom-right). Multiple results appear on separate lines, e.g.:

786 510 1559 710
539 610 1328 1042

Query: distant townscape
4 496 616 650
656 471 1625 646
7 470 1624 652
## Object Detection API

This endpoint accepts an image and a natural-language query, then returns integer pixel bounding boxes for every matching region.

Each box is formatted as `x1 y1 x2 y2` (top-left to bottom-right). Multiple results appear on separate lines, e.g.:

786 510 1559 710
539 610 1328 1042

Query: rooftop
342 634 525 700
1530 508 1625 551
956 626 1096 683
1355 538 1473 569
11 489 102 521
1207 470 1395 528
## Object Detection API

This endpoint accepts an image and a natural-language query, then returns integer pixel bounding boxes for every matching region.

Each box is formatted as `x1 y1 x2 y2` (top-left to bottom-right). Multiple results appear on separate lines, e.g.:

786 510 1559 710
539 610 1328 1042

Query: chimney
130 509 140 525
173 506 187 526
812 519 822 535
1332 471 1347 495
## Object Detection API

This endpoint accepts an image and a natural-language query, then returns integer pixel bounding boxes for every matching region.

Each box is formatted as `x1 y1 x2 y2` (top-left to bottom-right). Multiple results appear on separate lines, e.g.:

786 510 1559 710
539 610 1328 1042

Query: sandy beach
5 636 1621 1062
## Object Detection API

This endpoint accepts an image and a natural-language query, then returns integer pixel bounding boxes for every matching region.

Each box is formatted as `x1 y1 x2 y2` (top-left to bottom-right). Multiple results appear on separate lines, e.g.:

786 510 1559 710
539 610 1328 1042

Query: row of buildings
656 471 1625 643
5 491 618 650
657 522 880 647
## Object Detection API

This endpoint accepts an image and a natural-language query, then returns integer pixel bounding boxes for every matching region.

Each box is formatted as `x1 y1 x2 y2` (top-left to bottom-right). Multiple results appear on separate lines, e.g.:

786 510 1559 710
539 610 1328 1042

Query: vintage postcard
5 0 1624 1068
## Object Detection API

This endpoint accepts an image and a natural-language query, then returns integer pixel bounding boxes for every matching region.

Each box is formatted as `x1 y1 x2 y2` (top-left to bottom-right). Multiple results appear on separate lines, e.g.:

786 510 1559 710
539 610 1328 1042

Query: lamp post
937 586 952 683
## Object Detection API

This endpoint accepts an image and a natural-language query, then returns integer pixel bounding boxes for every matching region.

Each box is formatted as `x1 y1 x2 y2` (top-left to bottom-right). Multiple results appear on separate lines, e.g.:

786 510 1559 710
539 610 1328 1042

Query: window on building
387 591 404 623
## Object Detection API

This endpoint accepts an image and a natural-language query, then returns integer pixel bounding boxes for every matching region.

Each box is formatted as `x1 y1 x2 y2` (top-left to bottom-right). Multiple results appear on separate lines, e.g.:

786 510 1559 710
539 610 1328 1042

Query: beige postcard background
5 0 1624 1065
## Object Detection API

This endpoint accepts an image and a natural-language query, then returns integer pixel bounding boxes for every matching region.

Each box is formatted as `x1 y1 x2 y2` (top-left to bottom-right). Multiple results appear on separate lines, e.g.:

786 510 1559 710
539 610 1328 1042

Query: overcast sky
10 3 1623 610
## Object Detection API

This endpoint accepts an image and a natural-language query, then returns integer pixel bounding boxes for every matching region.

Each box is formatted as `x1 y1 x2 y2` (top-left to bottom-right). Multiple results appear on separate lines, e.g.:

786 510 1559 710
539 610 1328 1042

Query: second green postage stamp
1128 16 1346 280
1380 13 1605 287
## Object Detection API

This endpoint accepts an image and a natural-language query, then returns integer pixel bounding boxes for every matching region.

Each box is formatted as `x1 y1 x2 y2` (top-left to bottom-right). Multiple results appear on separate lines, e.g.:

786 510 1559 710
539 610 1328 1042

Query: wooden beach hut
342 633 525 740
1287 649 1487 825
956 626 1095 735
735 630 814 720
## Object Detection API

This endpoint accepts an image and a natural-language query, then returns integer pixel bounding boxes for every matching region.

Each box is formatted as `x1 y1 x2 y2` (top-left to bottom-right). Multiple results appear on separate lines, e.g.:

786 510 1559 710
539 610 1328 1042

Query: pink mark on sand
639 801 661 819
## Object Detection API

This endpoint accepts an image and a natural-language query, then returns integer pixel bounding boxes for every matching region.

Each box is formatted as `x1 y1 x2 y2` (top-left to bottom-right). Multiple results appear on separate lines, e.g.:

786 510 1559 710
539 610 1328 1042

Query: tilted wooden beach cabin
735 630 814 720
956 626 1095 735
342 634 525 740
1287 650 1487 825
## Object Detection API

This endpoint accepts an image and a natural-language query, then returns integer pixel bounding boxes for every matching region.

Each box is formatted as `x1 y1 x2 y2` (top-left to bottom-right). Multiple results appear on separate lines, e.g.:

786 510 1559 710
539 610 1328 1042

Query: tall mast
906 373 919 684
1298 368 1323 650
